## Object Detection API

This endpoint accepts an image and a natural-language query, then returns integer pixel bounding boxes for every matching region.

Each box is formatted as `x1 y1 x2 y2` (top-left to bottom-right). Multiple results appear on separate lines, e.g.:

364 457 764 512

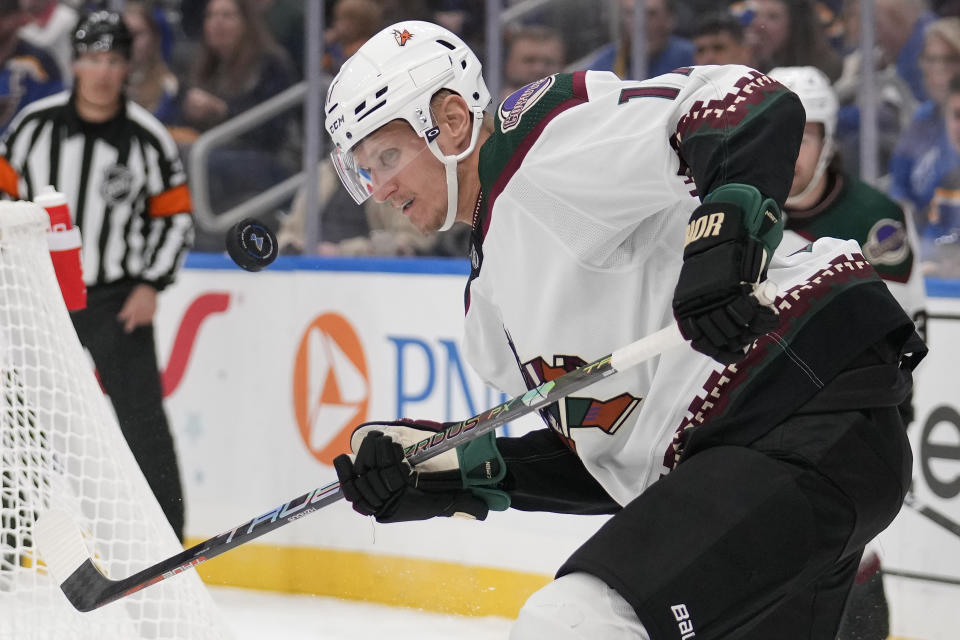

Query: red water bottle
35 186 87 311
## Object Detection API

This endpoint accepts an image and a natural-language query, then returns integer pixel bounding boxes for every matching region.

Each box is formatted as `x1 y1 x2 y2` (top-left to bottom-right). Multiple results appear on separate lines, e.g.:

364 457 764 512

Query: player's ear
435 93 472 154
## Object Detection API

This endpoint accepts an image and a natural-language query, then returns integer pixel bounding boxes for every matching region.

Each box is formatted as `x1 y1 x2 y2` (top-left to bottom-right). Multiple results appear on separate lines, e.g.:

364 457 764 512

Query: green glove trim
703 183 783 270
456 432 511 512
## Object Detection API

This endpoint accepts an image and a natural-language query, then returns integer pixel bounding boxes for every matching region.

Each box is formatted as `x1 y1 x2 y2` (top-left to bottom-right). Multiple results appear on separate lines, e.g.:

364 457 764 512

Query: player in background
0 10 193 541
773 66 926 328
770 65 927 640
327 22 925 640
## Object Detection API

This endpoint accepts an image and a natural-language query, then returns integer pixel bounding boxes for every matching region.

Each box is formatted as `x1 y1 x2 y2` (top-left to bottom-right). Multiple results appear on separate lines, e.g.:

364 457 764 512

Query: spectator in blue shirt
832 0 919 177
919 73 960 273
586 0 694 79
876 0 938 103
889 18 960 225
0 0 61 134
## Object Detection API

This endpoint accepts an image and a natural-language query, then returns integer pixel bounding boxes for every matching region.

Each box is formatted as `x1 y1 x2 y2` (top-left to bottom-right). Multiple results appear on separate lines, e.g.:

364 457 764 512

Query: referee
0 10 192 541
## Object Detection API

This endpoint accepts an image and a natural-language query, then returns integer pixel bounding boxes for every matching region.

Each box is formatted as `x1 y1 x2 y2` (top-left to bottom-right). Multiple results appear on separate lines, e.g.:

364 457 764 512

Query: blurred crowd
4 0 960 275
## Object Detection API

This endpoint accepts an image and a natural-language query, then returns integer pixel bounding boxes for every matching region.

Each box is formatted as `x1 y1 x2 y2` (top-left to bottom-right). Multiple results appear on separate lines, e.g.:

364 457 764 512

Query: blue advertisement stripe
925 277 960 299
185 253 960 298
185 253 472 276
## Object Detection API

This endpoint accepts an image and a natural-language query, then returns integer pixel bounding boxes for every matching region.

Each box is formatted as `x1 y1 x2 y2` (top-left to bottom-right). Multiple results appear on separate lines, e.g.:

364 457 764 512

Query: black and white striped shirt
0 90 193 290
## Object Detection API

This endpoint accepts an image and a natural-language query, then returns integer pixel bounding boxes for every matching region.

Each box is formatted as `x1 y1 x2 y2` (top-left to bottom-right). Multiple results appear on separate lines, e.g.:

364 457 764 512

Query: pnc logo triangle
250 232 263 252
292 313 369 464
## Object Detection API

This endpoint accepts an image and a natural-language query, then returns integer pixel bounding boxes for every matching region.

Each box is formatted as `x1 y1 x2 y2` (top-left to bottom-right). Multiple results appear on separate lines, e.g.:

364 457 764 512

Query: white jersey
462 67 913 506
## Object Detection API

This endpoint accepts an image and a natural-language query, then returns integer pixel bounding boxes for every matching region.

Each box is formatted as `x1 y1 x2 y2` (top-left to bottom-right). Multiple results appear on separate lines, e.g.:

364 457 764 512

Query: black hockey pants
558 404 911 640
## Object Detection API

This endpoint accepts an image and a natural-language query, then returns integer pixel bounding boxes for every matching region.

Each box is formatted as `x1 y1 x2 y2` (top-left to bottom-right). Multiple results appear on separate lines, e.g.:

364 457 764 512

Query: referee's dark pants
72 282 185 541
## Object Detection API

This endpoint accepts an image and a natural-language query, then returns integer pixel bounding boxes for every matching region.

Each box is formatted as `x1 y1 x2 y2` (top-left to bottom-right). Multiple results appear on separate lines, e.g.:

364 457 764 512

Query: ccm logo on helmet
328 114 344 134
684 211 725 246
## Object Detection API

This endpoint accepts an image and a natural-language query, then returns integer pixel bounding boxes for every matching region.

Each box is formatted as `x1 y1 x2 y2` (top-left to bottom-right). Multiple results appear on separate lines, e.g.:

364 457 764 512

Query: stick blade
34 507 110 612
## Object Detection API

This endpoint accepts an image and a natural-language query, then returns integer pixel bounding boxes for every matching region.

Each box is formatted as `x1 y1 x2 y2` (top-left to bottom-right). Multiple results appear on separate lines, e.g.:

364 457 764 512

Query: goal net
0 201 230 639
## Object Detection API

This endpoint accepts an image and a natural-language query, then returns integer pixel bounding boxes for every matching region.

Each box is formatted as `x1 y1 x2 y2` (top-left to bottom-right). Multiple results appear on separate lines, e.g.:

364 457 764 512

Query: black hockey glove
332 420 510 524
672 183 782 364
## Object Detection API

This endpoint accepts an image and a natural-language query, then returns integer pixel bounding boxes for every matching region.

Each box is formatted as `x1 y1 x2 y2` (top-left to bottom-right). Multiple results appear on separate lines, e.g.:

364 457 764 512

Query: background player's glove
672 183 782 364
332 420 510 523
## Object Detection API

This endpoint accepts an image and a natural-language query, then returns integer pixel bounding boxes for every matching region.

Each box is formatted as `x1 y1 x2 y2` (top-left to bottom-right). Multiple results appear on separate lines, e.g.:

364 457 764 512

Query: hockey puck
226 218 277 272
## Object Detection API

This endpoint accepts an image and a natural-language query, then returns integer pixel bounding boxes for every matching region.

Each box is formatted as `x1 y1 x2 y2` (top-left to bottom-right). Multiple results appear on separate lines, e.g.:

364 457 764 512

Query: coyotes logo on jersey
524 354 641 450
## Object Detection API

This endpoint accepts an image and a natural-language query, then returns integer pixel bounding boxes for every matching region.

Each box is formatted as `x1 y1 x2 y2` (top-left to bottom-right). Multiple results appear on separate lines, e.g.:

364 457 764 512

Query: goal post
0 201 230 639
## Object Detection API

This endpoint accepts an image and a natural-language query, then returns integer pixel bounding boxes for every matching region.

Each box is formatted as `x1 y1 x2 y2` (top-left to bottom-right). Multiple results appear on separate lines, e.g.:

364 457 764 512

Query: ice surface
209 586 514 640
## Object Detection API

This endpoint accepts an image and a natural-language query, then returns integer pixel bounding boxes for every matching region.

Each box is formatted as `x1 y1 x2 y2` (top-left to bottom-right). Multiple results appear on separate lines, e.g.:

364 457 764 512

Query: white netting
0 202 230 639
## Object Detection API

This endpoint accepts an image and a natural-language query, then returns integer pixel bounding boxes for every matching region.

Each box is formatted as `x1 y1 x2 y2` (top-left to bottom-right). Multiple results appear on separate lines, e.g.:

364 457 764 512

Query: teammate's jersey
781 171 927 320
463 66 913 506
0 90 193 290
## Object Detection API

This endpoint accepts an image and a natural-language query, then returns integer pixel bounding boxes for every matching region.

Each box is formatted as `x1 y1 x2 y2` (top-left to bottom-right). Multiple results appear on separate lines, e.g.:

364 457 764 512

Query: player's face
353 121 448 234
73 51 129 110
693 32 750 66
789 122 825 199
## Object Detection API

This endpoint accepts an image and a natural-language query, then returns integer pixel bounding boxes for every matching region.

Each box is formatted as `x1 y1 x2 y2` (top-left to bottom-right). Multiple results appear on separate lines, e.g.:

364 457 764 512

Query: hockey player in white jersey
326 22 925 640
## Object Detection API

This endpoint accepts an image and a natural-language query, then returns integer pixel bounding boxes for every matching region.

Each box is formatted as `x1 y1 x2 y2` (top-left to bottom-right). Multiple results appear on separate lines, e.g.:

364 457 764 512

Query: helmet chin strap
440 157 460 231
785 138 835 209
426 107 487 232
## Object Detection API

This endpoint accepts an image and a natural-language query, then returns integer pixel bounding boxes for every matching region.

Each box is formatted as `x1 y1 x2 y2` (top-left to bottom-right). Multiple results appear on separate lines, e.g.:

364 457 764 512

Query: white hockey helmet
325 21 491 231
768 66 838 140
768 66 839 205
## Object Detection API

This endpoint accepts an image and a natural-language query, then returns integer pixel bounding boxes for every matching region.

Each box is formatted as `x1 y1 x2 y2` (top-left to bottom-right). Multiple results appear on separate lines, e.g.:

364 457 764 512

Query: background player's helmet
768 66 838 206
325 21 491 231
72 10 133 60
768 66 838 141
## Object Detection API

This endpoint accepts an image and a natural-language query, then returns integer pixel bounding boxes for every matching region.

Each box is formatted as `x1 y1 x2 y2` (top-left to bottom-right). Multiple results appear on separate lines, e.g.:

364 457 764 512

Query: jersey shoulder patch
794 178 914 280
495 73 582 136
480 72 588 194
840 180 912 268
498 75 557 133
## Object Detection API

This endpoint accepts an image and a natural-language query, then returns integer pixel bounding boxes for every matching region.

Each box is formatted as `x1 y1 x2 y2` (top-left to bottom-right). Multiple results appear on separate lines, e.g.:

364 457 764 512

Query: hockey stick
35 322 686 612
903 490 960 539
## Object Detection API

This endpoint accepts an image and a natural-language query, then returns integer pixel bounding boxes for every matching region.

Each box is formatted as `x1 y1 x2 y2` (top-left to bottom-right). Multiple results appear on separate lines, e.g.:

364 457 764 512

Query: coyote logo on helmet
393 28 413 46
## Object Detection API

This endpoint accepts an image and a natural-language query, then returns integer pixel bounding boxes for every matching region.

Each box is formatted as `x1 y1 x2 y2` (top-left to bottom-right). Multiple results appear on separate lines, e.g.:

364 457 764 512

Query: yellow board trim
187 538 551 618
185 539 931 638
